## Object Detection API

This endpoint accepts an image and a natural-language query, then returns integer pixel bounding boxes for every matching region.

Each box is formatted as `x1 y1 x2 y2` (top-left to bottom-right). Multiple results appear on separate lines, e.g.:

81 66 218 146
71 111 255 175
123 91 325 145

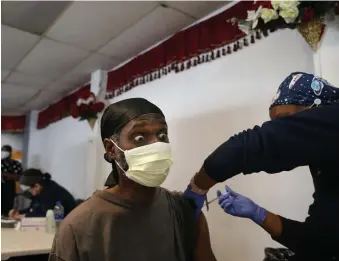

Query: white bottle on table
46 209 56 233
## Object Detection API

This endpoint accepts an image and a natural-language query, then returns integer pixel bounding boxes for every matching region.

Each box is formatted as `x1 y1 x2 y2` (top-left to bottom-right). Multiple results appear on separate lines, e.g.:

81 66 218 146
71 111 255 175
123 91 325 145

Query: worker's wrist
252 206 267 225
189 176 208 195
192 167 216 191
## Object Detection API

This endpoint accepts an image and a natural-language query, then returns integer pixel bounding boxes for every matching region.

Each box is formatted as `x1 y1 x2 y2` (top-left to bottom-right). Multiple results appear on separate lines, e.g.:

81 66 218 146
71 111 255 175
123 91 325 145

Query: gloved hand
216 185 267 225
184 186 205 220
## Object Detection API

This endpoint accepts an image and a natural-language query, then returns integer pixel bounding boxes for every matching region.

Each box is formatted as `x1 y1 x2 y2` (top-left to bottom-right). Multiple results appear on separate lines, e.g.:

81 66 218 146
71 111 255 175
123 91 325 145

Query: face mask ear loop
110 139 124 152
109 139 127 173
114 160 126 174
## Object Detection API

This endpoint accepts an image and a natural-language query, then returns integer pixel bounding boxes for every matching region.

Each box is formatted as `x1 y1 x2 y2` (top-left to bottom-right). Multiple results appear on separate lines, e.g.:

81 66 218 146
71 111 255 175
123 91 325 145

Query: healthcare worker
9 168 76 218
184 72 339 261
1 145 23 215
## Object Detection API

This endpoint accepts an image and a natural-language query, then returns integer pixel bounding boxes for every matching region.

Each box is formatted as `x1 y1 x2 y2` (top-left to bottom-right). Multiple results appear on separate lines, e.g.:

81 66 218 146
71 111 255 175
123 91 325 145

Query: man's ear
104 138 116 161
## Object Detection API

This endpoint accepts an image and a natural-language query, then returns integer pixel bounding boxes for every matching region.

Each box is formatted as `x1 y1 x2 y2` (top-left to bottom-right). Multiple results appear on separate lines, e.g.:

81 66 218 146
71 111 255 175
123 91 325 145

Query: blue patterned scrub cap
270 72 339 109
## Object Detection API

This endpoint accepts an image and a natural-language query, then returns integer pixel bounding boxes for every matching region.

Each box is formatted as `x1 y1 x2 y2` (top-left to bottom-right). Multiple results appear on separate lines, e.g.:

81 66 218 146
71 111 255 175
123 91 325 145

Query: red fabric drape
106 1 255 95
1 116 26 132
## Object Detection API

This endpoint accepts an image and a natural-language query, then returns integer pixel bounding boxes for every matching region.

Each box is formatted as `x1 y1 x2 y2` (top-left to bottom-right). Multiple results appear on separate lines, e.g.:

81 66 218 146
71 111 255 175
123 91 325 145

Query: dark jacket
1 158 23 215
203 104 339 260
21 180 76 218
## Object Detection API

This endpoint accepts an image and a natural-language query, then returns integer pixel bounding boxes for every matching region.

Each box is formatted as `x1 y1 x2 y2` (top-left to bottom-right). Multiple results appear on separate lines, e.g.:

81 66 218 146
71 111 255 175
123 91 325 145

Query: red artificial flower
302 7 315 22
90 102 105 113
70 104 79 119
77 89 91 99
78 104 89 116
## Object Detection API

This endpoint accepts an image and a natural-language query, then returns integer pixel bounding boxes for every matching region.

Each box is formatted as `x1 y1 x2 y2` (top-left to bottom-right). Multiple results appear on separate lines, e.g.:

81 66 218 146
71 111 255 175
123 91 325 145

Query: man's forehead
124 113 167 131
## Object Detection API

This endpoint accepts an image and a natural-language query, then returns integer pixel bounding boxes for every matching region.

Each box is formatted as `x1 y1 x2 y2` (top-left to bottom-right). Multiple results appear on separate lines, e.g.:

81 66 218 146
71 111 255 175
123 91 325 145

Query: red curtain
1 116 26 132
106 1 255 96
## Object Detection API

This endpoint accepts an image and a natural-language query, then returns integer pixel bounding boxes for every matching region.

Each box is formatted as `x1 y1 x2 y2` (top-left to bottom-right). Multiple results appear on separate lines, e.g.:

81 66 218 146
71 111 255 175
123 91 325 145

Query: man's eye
158 133 168 141
134 135 144 143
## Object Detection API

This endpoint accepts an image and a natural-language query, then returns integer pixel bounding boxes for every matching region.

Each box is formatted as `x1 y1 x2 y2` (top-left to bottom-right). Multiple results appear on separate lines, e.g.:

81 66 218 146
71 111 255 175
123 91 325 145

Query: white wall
1 133 24 151
26 28 328 260
316 19 339 85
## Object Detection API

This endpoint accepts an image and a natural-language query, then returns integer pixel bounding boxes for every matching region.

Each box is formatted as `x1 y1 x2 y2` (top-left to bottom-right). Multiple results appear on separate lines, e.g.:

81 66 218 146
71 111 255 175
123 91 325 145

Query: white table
1 228 55 260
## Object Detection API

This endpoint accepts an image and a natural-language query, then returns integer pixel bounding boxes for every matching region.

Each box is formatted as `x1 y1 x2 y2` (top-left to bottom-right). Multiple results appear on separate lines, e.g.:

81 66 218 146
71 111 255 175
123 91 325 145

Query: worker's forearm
261 211 283 238
193 167 217 191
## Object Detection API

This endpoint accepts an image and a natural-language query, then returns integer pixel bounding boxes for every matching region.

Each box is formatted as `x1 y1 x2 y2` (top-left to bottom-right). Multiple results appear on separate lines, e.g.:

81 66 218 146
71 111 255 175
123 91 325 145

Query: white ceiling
1 1 227 116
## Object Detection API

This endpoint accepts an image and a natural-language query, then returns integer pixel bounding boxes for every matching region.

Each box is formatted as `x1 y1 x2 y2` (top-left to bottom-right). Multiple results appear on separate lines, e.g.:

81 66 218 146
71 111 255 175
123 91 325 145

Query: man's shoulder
11 159 22 166
61 196 98 231
159 187 196 210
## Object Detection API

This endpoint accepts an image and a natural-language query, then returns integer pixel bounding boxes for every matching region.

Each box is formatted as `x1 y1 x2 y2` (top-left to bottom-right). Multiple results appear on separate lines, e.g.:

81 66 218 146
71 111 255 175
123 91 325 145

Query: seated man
50 98 216 261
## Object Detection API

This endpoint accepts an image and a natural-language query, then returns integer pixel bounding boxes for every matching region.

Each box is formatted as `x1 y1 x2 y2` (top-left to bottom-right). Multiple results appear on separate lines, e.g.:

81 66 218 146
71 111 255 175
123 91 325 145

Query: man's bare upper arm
195 212 217 261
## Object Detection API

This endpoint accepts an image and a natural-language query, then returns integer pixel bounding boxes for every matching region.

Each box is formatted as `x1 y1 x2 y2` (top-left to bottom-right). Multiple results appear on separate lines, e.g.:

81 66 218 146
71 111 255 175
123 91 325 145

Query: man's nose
148 136 160 144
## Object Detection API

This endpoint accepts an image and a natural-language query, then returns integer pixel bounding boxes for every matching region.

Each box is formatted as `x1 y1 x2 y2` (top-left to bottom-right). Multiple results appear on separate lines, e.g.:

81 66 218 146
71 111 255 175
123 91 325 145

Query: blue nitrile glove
216 185 267 225
184 186 205 220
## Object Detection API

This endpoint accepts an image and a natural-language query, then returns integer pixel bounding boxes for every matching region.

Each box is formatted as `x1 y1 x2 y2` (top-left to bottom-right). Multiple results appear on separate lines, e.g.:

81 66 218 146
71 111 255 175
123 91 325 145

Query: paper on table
21 218 46 227
1 219 17 224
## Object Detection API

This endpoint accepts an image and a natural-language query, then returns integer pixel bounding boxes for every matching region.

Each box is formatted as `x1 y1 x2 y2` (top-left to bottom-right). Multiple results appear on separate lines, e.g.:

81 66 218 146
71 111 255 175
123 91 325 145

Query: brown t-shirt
49 188 196 261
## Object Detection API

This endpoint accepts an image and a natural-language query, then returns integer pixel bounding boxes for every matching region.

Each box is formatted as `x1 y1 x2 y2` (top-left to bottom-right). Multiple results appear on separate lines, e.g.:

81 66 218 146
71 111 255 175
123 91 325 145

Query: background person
9 168 76 218
184 72 339 261
1 145 23 216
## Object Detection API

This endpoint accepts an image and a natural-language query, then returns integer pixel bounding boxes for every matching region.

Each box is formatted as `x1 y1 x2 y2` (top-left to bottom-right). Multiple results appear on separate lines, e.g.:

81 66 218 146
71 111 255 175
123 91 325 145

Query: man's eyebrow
132 119 167 129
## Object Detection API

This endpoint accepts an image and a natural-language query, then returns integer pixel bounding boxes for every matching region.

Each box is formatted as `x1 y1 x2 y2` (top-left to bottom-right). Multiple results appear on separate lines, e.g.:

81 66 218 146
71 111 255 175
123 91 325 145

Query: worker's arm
217 186 305 252
195 105 339 190
195 212 217 261
263 212 305 252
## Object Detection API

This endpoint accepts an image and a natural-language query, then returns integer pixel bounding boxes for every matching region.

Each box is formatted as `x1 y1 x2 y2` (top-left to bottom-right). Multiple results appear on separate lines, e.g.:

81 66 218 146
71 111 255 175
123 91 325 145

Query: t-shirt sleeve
169 191 196 259
49 223 80 261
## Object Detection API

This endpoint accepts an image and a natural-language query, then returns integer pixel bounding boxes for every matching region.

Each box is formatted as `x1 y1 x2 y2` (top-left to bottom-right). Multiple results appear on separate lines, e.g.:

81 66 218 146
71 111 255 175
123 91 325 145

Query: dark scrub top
203 104 339 260
49 188 196 261
22 180 76 218
1 158 22 215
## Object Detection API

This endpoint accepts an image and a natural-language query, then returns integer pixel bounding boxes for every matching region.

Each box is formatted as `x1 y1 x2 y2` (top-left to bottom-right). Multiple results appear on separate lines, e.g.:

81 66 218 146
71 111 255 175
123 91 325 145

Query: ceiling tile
1 70 10 81
1 1 70 35
1 83 39 105
17 38 89 80
46 1 158 51
1 107 28 116
45 80 78 95
61 53 119 85
1 25 40 69
99 6 194 60
163 1 226 19
5 71 53 88
24 89 64 111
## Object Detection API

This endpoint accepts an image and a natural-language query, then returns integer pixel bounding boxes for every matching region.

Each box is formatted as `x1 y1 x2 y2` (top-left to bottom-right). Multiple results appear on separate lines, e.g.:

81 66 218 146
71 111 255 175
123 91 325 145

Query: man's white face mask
111 140 173 187
1 151 10 159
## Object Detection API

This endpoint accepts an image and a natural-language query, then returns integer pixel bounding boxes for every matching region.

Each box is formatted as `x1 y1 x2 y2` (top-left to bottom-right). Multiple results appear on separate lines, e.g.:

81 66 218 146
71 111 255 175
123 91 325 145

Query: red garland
1 116 26 132
70 90 105 121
